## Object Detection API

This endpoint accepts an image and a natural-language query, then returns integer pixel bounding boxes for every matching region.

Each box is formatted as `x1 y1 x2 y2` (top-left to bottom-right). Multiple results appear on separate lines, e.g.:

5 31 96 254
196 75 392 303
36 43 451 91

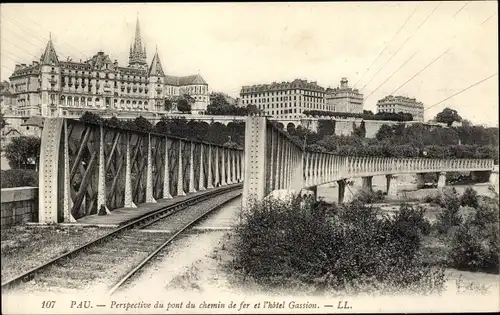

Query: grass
0 224 112 281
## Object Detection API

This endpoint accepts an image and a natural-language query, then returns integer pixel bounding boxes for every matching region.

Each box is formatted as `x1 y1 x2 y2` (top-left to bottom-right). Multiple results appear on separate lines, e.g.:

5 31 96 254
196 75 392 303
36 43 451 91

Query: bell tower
128 16 147 69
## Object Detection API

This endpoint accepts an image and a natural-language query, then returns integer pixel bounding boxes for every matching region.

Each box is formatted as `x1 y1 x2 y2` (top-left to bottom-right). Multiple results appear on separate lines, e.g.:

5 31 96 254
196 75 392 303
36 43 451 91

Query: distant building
325 78 364 113
376 95 424 121
6 17 210 117
0 81 15 114
240 79 326 120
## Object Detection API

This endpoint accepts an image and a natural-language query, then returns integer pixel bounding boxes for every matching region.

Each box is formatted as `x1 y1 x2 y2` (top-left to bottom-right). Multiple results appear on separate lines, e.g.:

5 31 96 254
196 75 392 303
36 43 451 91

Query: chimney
15 65 21 71
32 61 39 66
340 77 348 88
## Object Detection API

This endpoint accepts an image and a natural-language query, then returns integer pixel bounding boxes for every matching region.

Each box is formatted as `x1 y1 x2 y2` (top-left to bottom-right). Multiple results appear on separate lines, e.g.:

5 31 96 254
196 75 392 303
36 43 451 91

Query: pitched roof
163 74 208 86
87 52 113 70
21 116 45 127
40 36 59 65
179 74 207 85
148 50 165 76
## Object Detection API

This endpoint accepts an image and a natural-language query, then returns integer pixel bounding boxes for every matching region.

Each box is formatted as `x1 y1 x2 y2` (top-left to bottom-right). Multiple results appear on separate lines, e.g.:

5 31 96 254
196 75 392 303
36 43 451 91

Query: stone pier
361 176 373 193
437 172 447 189
386 174 398 198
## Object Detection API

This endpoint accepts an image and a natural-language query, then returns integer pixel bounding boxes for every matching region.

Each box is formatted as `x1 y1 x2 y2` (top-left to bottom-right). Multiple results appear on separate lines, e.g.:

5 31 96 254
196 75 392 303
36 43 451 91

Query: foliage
4 136 41 169
317 120 336 137
394 204 432 237
353 120 366 138
153 116 245 147
79 111 104 124
303 110 413 121
207 93 261 116
435 107 462 127
133 116 153 132
164 99 173 111
0 112 6 129
354 189 385 204
434 188 463 234
177 99 191 113
460 187 479 208
448 196 499 273
231 198 445 294
105 116 121 128
0 169 38 188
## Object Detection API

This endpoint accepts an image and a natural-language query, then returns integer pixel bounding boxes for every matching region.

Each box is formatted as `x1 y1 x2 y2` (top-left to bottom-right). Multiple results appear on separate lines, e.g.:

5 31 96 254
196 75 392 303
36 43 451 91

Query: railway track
1 185 242 294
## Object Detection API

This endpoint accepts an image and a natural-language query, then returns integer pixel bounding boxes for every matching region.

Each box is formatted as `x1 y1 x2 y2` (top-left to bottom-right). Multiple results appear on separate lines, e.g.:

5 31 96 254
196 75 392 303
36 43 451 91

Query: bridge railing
242 116 494 209
39 118 244 223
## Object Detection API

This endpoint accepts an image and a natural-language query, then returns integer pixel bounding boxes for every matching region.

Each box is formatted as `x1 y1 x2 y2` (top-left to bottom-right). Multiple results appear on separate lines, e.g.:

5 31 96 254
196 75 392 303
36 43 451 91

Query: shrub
394 204 432 237
434 188 463 234
460 187 479 208
354 189 385 204
231 197 445 294
448 198 499 273
79 111 103 124
1 169 38 188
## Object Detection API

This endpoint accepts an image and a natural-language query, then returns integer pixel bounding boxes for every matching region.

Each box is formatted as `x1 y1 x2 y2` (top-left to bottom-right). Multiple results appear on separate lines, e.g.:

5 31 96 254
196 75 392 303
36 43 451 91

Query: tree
105 116 121 128
164 99 173 111
177 99 191 113
223 136 241 149
80 111 103 124
436 107 462 127
134 116 153 132
0 112 6 129
4 136 41 169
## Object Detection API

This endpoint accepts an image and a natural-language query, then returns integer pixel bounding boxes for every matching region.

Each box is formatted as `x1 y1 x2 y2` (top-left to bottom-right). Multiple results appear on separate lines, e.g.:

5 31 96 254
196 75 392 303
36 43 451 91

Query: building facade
376 95 424 122
325 78 364 113
240 79 327 120
6 18 210 118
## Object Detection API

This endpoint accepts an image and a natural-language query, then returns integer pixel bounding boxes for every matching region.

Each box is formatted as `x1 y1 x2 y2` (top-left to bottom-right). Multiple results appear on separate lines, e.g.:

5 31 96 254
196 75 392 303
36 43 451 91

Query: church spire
40 33 59 65
148 46 164 76
128 15 147 69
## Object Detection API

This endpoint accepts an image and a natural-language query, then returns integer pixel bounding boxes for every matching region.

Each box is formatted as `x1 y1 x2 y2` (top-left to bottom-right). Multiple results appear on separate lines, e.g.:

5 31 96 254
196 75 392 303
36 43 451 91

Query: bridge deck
72 184 242 227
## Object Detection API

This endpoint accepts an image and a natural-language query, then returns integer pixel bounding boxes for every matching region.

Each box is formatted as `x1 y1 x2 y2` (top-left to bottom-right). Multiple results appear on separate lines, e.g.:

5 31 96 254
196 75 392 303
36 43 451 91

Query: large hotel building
5 18 210 118
376 95 424 122
239 78 364 119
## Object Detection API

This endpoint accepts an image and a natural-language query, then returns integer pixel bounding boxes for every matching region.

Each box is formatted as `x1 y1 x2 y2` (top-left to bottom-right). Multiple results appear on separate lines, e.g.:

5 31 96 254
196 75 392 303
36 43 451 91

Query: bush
394 204 432 237
448 197 499 273
354 189 385 204
434 188 463 234
79 111 103 124
460 187 479 208
231 197 445 294
1 169 38 188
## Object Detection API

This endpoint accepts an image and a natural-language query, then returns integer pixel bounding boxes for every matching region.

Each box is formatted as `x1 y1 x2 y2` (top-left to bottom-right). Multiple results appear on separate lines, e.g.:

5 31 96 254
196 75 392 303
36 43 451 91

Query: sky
0 2 498 126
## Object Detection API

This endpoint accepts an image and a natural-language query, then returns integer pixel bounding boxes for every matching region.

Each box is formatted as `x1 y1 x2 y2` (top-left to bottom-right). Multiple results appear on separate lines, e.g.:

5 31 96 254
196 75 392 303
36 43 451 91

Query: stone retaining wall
1 187 38 227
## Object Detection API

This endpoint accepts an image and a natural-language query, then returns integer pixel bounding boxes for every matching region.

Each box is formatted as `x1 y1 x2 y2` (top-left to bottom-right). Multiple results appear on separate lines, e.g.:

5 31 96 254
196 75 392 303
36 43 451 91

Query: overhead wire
389 4 493 96
0 11 86 60
364 50 419 101
424 73 498 112
352 3 420 89
360 2 442 92
453 1 470 18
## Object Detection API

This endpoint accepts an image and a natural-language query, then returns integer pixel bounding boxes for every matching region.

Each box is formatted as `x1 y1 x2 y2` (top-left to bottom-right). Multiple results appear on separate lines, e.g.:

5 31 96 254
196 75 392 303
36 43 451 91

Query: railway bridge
36 116 497 223
241 117 497 209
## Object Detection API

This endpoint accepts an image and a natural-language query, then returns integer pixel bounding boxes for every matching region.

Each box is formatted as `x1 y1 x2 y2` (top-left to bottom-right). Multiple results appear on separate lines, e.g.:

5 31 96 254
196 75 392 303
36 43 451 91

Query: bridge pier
386 174 398 198
337 179 354 204
490 169 499 188
415 173 426 189
437 172 446 189
361 176 373 193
